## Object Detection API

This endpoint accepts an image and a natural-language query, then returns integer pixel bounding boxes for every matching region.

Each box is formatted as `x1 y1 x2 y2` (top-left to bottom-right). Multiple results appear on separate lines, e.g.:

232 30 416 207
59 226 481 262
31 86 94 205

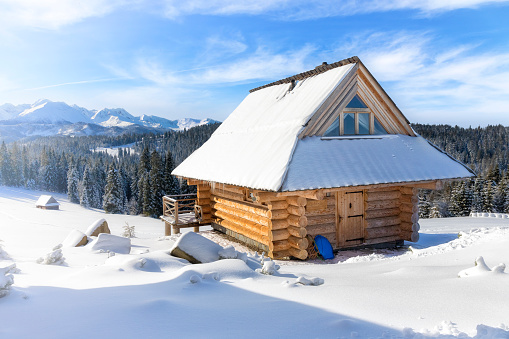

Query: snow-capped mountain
0 99 219 141
15 99 93 124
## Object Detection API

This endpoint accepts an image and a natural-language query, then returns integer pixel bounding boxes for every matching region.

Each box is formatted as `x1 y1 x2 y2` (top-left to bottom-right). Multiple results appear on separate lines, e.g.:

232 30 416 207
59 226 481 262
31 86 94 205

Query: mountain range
0 99 219 142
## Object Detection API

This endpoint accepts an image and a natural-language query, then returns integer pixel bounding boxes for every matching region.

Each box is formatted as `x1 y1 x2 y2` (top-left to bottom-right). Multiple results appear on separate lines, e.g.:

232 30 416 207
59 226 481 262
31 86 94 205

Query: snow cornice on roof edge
249 56 360 93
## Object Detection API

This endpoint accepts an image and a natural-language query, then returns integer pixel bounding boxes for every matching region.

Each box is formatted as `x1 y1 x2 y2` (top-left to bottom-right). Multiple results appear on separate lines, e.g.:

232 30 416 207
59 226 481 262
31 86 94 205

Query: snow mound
36 244 65 265
105 255 162 272
88 233 131 254
295 276 324 286
407 321 509 338
256 260 278 275
0 264 16 297
458 256 506 278
62 229 88 247
170 232 223 264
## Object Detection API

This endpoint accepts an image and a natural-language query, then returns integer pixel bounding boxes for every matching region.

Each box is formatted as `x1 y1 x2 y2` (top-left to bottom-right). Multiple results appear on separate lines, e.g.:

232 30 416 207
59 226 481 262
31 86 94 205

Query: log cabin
170 56 475 260
35 195 60 210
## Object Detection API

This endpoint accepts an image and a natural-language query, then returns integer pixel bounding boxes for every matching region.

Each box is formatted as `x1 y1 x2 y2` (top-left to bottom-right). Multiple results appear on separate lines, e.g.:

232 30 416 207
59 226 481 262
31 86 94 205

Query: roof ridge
249 56 360 93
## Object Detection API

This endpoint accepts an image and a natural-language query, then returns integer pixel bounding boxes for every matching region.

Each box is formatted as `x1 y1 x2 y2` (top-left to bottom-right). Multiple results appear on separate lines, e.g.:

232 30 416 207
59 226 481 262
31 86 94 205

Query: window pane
346 94 368 109
373 117 388 134
323 118 339 136
358 113 369 135
344 113 355 135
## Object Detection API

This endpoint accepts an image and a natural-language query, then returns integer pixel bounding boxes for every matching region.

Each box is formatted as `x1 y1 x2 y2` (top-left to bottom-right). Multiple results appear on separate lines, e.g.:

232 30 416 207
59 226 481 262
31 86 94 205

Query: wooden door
336 191 365 247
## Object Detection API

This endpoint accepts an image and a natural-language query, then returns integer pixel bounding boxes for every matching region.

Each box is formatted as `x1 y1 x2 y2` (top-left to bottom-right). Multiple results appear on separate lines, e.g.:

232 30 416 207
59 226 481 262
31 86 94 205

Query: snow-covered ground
92 142 136 157
0 186 508 338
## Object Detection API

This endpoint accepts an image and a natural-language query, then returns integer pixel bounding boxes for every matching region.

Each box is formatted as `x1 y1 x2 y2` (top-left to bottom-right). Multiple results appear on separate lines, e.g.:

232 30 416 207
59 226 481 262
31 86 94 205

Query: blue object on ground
314 235 334 259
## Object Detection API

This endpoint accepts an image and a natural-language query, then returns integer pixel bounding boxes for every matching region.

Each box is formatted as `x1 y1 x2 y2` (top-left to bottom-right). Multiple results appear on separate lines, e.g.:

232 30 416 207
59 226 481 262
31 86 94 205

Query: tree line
0 123 219 217
0 122 507 219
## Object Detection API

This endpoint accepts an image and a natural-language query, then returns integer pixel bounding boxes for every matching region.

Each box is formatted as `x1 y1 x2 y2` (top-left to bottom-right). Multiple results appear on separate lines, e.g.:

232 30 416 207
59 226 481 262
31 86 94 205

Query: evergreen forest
0 122 507 219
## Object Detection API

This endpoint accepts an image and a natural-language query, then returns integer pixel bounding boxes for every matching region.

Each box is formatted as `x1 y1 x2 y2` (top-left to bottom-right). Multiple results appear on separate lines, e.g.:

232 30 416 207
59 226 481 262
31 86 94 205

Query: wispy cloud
0 0 132 29
1 0 507 29
24 77 129 91
130 44 316 86
159 0 509 20
336 31 509 125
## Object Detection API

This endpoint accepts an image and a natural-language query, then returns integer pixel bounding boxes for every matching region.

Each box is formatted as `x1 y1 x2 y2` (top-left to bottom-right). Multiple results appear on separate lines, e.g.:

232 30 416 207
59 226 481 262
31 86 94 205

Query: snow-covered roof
35 195 59 207
281 135 474 191
173 62 356 191
173 58 474 191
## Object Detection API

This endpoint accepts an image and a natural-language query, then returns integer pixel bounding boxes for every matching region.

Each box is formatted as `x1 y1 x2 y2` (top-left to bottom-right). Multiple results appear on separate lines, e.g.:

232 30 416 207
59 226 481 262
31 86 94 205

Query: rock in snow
85 218 110 237
170 232 223 264
62 229 88 247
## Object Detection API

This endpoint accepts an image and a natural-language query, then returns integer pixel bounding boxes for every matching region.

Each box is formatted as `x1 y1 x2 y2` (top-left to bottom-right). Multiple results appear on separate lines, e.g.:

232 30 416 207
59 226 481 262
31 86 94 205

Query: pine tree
418 191 431 218
149 150 164 216
67 165 80 203
80 165 94 207
103 166 124 214
163 150 180 196
482 181 495 213
0 141 12 185
429 204 442 218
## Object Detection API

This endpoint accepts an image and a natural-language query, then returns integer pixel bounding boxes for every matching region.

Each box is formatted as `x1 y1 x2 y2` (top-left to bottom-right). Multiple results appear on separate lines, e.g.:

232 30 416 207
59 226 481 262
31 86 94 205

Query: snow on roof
173 63 357 191
35 195 59 207
281 135 474 192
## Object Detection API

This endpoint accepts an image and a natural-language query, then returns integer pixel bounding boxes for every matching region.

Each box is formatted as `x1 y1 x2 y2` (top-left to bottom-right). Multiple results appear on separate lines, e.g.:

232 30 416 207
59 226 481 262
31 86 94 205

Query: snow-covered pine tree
0 141 12 186
149 150 164 217
429 204 442 218
67 165 80 203
103 165 125 214
418 191 431 218
80 165 94 207
482 181 495 213
493 180 507 213
163 150 180 196
471 178 484 213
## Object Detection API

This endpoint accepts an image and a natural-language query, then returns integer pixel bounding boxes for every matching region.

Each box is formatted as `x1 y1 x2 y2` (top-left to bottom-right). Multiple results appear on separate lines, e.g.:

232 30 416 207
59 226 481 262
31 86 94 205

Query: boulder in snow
88 233 131 254
85 218 110 237
170 232 223 264
62 229 88 247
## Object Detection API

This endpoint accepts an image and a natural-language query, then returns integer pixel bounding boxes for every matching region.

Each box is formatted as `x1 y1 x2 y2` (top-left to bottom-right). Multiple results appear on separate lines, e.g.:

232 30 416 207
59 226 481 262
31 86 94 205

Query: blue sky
0 0 508 126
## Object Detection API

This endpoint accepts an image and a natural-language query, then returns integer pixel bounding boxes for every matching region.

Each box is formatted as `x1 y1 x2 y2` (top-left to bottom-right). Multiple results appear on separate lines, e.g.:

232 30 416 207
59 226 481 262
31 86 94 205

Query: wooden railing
162 194 198 225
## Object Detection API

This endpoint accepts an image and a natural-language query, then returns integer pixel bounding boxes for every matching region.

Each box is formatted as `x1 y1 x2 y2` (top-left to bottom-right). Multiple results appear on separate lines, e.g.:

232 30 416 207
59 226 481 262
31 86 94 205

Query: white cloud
158 0 509 19
1 0 507 29
130 44 316 86
0 0 132 29
340 32 509 125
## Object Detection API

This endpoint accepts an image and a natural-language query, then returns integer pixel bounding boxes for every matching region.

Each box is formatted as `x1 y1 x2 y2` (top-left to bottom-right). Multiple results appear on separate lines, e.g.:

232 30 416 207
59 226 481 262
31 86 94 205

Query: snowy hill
0 99 219 141
0 185 508 338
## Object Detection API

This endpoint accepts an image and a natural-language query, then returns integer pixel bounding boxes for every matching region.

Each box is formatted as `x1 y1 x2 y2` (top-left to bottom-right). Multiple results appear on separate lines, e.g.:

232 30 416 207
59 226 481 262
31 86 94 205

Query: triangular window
346 94 368 109
322 94 388 137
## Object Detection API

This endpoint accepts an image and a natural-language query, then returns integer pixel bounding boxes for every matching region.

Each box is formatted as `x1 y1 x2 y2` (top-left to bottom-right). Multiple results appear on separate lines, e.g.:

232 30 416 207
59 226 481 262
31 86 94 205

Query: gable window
324 94 388 137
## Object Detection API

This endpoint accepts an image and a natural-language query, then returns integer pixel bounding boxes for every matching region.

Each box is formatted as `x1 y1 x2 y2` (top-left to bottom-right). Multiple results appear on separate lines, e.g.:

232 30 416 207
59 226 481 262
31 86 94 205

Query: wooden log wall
197 183 212 222
304 195 336 248
209 186 271 249
364 187 402 244
399 187 420 243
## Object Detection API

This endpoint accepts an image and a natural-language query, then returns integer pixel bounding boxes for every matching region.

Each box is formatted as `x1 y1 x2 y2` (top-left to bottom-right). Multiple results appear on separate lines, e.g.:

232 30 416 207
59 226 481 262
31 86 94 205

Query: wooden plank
366 190 401 202
400 202 418 214
287 205 305 216
286 196 307 207
365 225 400 239
267 209 289 220
212 201 270 226
288 226 307 238
270 229 290 241
269 219 289 230
288 236 309 250
211 189 245 202
365 207 400 220
366 199 400 210
306 199 328 213
267 200 289 210
276 190 324 200
366 216 400 228
306 222 336 235
211 196 269 218
400 212 419 224
288 215 308 227
306 214 336 226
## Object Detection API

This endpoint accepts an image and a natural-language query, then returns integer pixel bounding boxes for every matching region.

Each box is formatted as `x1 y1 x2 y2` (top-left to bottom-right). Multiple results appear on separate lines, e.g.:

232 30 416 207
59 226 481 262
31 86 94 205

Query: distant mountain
0 99 220 142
